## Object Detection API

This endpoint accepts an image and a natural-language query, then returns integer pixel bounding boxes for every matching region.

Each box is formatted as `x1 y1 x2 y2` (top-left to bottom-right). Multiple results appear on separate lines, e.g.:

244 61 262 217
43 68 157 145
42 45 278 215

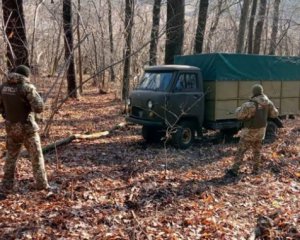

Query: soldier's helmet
252 84 263 96
15 65 30 77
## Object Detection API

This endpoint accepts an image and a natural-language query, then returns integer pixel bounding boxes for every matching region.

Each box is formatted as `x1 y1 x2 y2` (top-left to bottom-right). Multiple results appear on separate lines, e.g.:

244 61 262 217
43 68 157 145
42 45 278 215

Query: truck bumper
126 116 164 127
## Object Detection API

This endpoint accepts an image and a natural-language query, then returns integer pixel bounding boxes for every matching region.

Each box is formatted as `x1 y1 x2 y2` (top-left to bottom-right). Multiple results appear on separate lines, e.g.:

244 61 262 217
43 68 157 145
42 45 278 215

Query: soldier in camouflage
226 84 279 176
0 65 49 192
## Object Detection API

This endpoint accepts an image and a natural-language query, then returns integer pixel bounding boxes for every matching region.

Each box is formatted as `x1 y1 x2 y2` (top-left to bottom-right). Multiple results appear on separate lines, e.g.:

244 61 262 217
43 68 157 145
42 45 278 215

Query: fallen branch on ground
21 122 128 156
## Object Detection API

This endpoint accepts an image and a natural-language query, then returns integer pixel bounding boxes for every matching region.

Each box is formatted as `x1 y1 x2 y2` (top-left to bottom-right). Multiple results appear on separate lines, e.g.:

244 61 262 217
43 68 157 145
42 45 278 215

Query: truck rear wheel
265 121 278 141
142 126 164 142
172 121 195 149
220 128 239 143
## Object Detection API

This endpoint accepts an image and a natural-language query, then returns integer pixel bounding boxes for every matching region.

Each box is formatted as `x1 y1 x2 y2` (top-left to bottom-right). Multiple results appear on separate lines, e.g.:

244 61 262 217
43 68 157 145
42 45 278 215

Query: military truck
126 53 300 149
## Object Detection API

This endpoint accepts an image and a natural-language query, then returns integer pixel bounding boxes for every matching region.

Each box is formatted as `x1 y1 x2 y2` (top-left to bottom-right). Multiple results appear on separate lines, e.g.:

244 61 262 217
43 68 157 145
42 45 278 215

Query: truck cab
126 65 205 149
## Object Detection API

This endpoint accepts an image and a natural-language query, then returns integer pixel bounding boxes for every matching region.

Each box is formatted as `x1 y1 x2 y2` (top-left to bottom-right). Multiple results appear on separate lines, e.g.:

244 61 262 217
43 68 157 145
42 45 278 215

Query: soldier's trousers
2 128 49 189
231 138 263 172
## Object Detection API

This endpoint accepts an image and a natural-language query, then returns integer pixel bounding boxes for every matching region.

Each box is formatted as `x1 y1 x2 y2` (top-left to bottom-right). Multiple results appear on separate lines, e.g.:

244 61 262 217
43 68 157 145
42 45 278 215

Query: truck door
166 71 204 127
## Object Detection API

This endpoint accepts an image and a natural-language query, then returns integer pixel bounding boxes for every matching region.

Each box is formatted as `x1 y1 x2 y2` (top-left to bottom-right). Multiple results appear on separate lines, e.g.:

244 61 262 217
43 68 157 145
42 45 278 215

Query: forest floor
0 85 299 239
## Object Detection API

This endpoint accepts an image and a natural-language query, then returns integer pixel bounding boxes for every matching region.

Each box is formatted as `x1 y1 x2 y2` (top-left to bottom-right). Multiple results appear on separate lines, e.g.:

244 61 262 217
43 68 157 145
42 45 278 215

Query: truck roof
175 53 300 81
144 65 200 71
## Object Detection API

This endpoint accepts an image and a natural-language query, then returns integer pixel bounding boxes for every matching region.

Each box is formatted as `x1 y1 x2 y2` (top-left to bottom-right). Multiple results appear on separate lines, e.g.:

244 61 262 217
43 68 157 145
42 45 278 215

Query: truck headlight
147 100 153 109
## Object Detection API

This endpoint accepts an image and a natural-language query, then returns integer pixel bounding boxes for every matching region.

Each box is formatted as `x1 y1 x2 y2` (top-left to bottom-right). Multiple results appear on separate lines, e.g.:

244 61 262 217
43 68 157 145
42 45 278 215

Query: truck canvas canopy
175 53 300 120
175 53 300 81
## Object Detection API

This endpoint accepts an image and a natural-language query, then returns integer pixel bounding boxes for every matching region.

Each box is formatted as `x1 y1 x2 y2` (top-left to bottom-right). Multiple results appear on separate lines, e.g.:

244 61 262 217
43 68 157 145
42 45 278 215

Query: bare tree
194 0 209 54
236 0 251 53
77 0 83 93
205 0 223 53
165 0 185 64
253 0 267 54
107 0 115 81
269 0 281 55
63 0 78 98
2 0 28 69
149 0 161 65
30 0 46 68
122 0 134 100
247 0 258 53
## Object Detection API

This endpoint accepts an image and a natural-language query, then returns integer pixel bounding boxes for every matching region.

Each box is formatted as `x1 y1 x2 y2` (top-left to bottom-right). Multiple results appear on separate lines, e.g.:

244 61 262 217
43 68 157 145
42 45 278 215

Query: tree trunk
2 0 29 69
30 0 45 67
253 0 267 54
236 0 251 53
51 25 63 76
91 32 99 86
194 0 209 54
205 0 223 53
122 0 134 100
149 0 161 65
107 0 116 81
269 0 281 55
63 0 78 98
165 0 185 64
247 0 258 53
77 0 83 93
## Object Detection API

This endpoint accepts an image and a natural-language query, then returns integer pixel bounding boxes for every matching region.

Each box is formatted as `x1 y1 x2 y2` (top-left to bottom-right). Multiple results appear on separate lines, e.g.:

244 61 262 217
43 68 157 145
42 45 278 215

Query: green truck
126 53 300 148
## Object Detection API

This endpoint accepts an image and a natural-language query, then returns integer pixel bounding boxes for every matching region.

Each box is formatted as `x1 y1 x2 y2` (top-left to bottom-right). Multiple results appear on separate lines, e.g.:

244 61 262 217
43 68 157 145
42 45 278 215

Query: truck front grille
132 106 147 118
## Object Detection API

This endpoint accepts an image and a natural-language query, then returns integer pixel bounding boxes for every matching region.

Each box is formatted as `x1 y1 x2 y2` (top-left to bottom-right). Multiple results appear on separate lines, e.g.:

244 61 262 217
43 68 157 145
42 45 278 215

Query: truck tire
265 121 278 142
172 121 195 149
142 126 164 142
220 128 239 143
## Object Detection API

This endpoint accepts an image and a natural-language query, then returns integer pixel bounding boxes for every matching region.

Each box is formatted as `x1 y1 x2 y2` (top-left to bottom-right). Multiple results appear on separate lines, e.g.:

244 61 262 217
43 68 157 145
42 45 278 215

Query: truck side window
175 73 197 91
186 74 197 89
175 74 185 90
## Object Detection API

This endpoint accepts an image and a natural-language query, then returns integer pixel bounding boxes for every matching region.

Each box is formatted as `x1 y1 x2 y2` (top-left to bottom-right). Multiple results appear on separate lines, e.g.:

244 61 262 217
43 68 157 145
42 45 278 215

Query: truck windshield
138 72 173 91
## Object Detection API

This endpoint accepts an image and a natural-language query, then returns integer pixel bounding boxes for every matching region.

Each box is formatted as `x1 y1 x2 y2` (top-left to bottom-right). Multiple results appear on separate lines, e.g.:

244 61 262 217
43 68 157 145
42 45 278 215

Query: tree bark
107 0 116 81
205 0 223 53
63 0 78 98
236 0 251 53
194 0 209 54
247 0 258 53
2 0 29 69
165 0 185 64
122 0 134 100
269 0 281 55
149 0 161 65
253 0 267 54
77 0 83 93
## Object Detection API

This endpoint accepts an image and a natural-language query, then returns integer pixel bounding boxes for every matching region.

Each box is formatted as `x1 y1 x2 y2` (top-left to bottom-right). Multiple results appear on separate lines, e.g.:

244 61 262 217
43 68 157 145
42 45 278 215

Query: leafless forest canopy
0 1 300 239
0 0 300 95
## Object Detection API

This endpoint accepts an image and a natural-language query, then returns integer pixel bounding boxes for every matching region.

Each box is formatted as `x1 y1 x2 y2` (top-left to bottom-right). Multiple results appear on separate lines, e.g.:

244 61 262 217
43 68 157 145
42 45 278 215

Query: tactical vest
243 100 268 129
0 83 31 123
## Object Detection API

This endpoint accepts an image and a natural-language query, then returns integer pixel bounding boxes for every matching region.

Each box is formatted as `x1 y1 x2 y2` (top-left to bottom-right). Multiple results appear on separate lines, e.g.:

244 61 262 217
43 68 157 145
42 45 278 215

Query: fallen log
21 122 128 156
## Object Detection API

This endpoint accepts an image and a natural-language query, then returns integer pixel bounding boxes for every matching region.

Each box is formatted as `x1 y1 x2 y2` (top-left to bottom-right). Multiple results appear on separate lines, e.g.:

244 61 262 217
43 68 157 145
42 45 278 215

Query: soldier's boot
1 170 14 193
2 139 22 192
225 146 246 177
0 180 14 193
226 162 241 177
32 165 49 191
2 159 18 192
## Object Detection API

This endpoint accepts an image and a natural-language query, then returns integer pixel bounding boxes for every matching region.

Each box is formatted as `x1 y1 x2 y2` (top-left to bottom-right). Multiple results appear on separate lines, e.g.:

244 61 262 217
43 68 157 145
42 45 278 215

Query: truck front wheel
142 126 164 142
172 121 195 149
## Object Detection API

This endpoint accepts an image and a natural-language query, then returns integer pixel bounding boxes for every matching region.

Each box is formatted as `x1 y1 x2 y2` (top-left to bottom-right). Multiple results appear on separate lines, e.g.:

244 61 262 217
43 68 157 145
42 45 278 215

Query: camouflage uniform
229 84 279 174
0 67 49 191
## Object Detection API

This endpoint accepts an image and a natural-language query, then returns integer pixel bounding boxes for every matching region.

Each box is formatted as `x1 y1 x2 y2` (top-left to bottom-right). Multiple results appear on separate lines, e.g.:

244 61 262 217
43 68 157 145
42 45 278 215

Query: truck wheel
220 128 239 143
172 121 195 149
220 128 238 136
142 126 164 142
265 121 278 141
